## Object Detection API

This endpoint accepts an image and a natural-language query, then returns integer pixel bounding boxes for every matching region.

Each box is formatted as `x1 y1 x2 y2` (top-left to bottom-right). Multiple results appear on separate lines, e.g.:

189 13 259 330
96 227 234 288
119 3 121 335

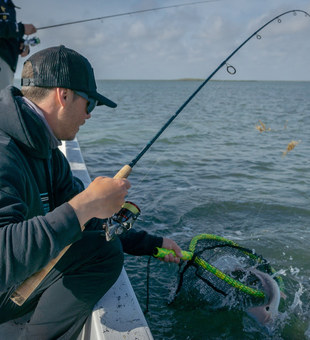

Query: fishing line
35 0 224 30
127 80 225 200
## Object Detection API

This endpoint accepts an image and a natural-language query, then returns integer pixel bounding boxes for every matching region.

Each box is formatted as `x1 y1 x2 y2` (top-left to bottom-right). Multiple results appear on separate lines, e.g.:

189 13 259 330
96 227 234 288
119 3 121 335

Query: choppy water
78 80 310 340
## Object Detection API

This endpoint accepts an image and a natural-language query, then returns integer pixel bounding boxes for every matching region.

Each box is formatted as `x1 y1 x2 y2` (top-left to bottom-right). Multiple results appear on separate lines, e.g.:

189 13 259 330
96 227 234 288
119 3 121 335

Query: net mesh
168 235 283 311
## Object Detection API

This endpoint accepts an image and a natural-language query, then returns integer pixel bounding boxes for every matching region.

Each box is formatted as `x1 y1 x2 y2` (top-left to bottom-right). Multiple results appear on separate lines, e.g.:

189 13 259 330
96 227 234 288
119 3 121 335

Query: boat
0 138 153 340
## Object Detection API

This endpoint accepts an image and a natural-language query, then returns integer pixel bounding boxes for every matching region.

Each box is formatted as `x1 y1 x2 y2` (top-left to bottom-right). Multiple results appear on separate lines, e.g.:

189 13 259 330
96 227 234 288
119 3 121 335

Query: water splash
290 283 304 313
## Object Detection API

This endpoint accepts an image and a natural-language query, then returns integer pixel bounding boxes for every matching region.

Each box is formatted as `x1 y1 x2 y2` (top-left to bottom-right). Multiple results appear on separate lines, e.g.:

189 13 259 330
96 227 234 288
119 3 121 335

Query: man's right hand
24 24 37 35
69 176 131 228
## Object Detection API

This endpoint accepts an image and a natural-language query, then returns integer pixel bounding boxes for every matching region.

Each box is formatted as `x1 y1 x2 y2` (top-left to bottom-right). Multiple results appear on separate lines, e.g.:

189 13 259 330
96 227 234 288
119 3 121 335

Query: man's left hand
157 238 183 264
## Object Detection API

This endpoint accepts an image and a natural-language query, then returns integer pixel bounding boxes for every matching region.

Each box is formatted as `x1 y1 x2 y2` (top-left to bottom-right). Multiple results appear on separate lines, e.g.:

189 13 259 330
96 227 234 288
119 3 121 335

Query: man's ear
56 88 69 109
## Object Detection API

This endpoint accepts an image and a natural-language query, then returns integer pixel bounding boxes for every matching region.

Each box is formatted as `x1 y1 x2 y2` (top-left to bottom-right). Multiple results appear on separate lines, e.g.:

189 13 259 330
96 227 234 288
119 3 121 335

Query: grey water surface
78 80 310 340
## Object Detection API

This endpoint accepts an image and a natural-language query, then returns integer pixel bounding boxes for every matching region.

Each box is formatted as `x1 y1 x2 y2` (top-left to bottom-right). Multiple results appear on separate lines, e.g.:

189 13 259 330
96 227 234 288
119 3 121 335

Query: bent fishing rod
10 9 309 306
36 0 223 30
114 9 310 179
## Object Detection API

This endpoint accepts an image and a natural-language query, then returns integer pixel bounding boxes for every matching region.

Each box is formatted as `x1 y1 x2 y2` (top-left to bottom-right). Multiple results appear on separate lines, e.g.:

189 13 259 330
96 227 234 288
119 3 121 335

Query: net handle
153 248 193 260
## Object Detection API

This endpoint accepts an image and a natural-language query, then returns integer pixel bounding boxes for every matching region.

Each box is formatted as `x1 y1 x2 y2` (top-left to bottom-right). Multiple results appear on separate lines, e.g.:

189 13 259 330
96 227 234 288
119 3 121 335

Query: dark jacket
0 0 25 72
0 86 162 293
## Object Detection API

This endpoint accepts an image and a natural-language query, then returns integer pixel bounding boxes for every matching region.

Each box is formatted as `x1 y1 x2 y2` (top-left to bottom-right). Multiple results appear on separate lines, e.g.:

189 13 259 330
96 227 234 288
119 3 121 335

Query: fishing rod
107 9 310 240
10 9 309 307
36 0 223 30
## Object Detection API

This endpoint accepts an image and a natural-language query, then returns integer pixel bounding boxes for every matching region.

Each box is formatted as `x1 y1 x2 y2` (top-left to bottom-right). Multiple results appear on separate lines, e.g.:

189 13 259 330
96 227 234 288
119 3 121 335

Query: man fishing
0 0 37 90
0 45 182 339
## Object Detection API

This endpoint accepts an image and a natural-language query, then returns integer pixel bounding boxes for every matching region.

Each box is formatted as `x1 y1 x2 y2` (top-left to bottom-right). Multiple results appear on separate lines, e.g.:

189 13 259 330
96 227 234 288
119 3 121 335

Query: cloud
14 0 310 80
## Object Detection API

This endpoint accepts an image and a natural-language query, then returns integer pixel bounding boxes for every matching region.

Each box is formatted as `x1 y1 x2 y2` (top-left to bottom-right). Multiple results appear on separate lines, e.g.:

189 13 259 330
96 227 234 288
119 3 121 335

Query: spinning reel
24 37 40 47
103 201 141 241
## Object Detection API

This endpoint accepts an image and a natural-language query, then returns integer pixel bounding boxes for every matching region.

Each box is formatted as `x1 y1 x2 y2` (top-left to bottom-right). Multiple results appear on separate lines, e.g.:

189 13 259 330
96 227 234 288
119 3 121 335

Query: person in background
0 45 182 340
0 0 36 90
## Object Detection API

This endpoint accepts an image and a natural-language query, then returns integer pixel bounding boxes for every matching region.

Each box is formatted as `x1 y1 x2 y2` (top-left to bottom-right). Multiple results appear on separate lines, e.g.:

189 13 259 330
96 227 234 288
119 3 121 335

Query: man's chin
63 136 76 142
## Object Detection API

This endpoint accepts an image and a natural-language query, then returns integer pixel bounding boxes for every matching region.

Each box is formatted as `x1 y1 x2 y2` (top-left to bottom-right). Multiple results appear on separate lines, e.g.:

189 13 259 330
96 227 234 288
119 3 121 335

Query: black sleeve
118 228 163 256
0 20 24 39
80 217 163 256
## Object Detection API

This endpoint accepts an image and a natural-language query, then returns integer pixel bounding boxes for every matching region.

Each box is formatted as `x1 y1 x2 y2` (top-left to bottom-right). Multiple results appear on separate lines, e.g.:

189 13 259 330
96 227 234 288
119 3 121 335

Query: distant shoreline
97 79 310 82
14 78 310 83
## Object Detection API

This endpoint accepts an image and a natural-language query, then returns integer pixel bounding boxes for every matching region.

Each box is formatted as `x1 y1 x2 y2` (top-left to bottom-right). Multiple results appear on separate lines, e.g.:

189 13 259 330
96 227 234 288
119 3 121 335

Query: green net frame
154 234 285 300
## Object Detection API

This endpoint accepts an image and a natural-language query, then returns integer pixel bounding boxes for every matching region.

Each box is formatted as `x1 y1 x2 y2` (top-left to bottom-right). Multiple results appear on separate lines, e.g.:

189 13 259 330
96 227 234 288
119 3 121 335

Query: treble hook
226 63 236 75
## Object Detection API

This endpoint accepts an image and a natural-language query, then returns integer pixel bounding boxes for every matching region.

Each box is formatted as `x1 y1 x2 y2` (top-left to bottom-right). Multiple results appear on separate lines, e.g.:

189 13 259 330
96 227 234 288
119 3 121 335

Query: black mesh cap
21 45 117 108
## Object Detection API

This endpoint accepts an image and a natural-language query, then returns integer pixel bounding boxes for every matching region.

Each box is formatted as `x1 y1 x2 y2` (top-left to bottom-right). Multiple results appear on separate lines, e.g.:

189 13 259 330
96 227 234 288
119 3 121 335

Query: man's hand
69 176 131 228
20 43 29 57
24 24 37 35
158 238 183 264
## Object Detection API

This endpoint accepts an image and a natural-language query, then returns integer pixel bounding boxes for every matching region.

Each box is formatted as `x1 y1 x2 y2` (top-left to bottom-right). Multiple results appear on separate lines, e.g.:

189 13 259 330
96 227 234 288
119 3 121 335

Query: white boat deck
0 139 153 340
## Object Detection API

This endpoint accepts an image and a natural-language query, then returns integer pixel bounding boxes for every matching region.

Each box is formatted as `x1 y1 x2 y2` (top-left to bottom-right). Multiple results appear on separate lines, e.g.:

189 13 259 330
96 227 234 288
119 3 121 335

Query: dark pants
0 231 124 340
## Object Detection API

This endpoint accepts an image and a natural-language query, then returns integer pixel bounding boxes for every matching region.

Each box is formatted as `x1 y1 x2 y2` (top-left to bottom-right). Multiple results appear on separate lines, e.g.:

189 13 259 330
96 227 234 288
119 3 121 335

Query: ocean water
77 80 310 340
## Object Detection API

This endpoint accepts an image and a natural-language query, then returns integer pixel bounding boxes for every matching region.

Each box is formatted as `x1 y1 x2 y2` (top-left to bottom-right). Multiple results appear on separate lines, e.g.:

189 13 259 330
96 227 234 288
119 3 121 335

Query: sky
13 0 310 81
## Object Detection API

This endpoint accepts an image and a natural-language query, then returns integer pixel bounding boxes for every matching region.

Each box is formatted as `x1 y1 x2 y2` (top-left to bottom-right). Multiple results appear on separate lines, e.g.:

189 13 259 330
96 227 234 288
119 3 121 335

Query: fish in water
246 268 286 332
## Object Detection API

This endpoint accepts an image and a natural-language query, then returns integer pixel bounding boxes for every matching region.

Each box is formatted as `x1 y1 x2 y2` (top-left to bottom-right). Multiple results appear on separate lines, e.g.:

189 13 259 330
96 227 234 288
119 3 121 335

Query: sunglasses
75 91 98 114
